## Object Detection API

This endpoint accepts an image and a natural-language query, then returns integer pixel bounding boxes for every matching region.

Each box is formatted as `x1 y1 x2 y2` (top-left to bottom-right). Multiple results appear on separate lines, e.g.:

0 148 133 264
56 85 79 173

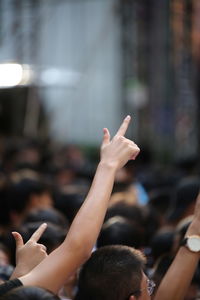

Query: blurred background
0 0 200 166
1 4 200 296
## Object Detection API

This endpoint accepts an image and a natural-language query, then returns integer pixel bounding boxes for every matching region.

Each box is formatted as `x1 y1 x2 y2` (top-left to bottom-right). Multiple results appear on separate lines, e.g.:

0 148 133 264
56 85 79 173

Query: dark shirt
0 278 22 296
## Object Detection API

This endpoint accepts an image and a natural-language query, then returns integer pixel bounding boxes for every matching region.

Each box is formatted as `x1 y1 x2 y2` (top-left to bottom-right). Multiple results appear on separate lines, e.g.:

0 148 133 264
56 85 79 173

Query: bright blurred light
0 63 23 87
0 63 82 88
20 64 34 86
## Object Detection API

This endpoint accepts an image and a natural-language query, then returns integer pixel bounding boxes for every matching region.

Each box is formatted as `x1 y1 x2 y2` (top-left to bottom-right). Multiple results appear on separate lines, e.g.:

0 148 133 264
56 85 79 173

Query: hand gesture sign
10 223 48 279
101 115 140 170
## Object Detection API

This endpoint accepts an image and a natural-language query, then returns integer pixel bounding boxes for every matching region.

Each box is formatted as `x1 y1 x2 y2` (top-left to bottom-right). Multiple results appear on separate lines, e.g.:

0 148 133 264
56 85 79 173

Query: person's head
150 229 174 264
23 207 69 229
105 202 143 225
149 188 172 218
167 176 200 225
97 216 144 249
75 245 155 300
54 191 85 224
7 178 53 227
0 286 59 300
142 206 161 246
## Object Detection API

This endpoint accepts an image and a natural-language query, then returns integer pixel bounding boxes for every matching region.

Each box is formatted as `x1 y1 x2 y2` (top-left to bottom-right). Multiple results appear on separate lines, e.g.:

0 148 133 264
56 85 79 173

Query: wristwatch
181 235 200 252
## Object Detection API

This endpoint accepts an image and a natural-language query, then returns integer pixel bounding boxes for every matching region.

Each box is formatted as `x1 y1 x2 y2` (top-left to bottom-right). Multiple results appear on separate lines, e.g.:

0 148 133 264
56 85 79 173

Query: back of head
75 245 146 300
105 202 143 224
149 188 172 216
23 207 69 229
7 178 51 214
54 192 84 224
0 286 59 300
167 176 200 223
97 216 144 249
150 230 174 263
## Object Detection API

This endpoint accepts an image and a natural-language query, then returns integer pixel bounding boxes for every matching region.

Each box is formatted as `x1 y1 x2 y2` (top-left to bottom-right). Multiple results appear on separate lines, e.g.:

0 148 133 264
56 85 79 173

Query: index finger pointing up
115 115 131 137
29 223 47 242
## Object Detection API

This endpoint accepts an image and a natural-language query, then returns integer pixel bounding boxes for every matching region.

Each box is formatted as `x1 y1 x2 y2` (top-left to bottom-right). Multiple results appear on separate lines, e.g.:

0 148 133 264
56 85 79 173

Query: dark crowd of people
0 116 199 300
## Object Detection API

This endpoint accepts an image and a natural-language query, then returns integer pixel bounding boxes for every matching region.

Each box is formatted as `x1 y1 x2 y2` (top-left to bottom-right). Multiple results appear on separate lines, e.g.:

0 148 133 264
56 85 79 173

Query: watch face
187 237 200 252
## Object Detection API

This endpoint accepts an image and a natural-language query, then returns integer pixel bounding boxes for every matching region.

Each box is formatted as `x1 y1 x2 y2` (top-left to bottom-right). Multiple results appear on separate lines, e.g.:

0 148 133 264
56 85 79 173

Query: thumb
12 232 24 249
102 128 110 146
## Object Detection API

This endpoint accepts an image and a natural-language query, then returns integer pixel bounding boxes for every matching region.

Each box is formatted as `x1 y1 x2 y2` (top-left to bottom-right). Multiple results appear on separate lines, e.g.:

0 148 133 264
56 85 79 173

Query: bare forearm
154 247 199 300
65 161 116 255
20 162 117 292
154 219 200 300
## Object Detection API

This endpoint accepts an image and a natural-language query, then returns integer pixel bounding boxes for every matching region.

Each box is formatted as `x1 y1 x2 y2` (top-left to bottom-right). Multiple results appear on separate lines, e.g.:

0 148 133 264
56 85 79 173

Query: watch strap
180 237 187 247
180 235 200 252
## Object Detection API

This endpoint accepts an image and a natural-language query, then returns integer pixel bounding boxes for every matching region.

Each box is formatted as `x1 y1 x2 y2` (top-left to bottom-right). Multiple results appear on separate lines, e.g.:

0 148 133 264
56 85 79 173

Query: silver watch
181 235 200 252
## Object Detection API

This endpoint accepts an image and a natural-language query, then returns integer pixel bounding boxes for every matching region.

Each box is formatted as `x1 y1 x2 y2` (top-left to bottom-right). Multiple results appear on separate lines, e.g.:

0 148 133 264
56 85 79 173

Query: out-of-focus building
0 0 123 144
0 0 200 164
121 0 200 164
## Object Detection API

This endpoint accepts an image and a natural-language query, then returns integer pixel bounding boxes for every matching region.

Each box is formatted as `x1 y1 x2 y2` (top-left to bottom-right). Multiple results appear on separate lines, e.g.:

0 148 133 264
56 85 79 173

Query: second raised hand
12 223 47 252
10 223 48 279
100 115 140 170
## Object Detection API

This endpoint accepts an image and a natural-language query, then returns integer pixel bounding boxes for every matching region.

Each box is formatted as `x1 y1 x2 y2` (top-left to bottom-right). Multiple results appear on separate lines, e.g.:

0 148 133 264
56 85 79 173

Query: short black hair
0 286 59 300
7 178 50 214
75 245 146 300
167 176 200 222
97 216 144 249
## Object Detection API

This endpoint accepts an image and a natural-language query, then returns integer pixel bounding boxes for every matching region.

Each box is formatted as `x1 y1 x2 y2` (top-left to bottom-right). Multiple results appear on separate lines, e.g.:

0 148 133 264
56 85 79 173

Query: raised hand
10 223 48 279
15 117 140 294
154 191 200 300
100 115 140 170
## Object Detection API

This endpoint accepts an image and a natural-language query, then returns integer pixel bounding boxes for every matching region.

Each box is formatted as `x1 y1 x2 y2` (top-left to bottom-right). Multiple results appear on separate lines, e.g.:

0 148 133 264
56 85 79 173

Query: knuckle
126 139 133 146
41 249 47 255
115 135 124 142
127 143 132 148
39 244 47 251
135 145 140 151
128 144 134 150
35 244 41 249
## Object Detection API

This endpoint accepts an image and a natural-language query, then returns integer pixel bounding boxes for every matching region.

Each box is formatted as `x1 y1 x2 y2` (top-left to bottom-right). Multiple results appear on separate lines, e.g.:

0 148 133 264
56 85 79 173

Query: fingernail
125 115 131 120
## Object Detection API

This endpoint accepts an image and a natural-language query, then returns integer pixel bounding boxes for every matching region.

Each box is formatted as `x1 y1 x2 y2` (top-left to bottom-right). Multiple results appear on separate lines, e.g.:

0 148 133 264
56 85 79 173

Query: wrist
98 160 118 172
186 218 200 236
10 263 28 279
